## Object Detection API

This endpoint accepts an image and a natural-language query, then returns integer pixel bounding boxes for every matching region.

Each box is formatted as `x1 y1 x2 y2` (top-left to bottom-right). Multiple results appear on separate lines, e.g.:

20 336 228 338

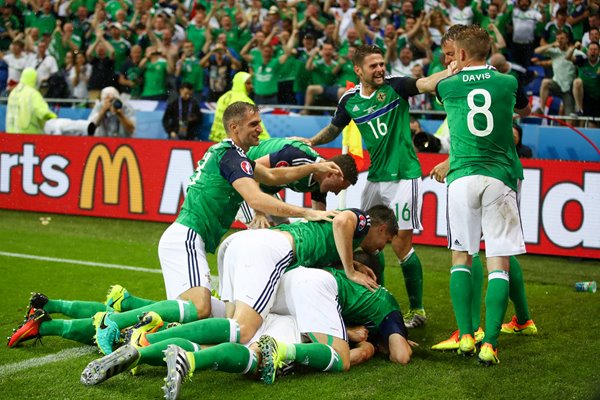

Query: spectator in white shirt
3 39 32 89
69 51 91 99
28 40 58 89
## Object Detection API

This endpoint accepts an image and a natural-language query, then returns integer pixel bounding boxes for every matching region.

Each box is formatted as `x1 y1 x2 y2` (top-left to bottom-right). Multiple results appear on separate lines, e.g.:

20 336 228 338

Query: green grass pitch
1 209 599 400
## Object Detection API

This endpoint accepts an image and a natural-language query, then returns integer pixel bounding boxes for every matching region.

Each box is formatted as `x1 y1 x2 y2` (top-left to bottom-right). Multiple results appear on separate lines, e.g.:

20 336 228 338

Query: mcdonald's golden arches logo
79 144 144 213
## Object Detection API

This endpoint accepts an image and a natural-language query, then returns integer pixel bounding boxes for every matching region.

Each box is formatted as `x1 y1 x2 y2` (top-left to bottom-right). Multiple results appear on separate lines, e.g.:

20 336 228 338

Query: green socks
138 338 199 366
192 343 258 374
147 318 240 345
284 343 344 372
471 254 484 330
400 249 424 310
44 300 105 319
110 300 198 329
450 265 473 337
509 256 531 324
484 270 510 348
39 319 96 344
120 294 155 311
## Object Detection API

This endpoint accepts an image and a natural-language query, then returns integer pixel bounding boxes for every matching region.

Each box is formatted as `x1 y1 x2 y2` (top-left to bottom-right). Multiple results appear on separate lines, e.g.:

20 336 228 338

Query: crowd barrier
0 105 598 161
1 134 598 259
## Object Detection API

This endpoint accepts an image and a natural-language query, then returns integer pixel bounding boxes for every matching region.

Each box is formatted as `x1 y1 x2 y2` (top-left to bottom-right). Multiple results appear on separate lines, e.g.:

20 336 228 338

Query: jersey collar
460 65 490 71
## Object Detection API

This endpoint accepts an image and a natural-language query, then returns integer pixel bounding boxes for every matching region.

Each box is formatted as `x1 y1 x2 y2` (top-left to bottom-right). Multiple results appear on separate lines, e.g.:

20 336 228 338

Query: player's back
437 66 520 191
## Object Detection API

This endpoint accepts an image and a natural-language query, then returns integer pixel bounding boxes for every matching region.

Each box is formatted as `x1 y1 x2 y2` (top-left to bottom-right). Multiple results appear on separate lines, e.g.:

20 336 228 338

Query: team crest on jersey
275 160 289 168
240 160 253 175
377 92 386 102
358 214 369 231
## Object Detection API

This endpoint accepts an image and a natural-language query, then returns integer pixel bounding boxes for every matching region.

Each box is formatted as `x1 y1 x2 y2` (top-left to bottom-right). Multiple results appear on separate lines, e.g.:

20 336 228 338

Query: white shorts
220 229 293 319
272 267 346 341
158 222 212 300
361 179 423 231
247 313 301 347
447 176 526 257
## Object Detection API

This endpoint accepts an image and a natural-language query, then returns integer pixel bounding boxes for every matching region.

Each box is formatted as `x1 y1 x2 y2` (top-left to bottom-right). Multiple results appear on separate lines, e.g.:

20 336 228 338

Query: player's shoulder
339 84 361 102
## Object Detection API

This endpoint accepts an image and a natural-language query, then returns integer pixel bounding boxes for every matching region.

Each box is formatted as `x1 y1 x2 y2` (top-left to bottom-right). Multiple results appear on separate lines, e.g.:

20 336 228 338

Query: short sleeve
219 148 256 184
348 208 371 238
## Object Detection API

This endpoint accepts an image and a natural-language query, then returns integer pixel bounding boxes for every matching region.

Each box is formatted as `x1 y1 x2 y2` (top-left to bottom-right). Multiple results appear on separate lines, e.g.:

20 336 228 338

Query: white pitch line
0 251 161 274
0 346 97 378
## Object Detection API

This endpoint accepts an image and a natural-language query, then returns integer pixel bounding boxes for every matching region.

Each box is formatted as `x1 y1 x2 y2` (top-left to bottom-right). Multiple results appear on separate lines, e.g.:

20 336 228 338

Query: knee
238 324 257 344
541 78 552 87
573 78 583 89
194 302 211 320
389 347 412 365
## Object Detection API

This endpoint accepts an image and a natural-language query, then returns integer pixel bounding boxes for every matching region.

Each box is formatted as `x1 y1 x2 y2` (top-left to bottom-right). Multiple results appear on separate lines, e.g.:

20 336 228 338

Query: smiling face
228 109 263 150
355 53 386 88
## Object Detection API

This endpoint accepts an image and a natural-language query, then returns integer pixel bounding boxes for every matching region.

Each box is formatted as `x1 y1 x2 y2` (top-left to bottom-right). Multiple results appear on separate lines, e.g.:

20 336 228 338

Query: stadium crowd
0 0 597 121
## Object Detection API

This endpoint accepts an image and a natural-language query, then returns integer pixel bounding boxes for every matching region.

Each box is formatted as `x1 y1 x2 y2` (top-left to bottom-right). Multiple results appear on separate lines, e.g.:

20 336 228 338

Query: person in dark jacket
162 82 202 140
513 123 533 158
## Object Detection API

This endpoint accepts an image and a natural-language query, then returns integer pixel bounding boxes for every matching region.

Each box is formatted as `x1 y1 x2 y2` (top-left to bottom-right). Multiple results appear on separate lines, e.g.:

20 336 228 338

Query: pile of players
7 24 537 400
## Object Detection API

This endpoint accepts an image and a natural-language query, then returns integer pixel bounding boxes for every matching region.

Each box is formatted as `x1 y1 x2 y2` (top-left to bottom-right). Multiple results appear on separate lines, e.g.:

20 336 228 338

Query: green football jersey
252 57 281 96
578 59 600 100
181 56 204 92
324 267 400 331
437 66 529 191
176 140 256 253
142 59 168 97
247 138 324 198
276 209 371 271
331 77 422 181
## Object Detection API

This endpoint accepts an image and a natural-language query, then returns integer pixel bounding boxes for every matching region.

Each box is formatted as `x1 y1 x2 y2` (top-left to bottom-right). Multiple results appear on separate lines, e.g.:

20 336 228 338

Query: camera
413 131 442 153
112 98 123 110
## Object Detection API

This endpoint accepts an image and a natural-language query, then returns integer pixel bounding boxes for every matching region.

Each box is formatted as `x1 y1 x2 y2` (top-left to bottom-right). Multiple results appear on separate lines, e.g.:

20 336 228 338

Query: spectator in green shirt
108 22 131 71
33 0 56 35
49 22 82 68
175 40 204 100
0 5 20 51
139 45 173 100
302 41 339 114
118 44 143 99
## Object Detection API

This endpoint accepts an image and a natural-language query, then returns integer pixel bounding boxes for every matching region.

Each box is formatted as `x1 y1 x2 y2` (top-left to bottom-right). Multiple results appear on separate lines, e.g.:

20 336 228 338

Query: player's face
234 110 263 149
361 224 395 254
356 53 386 88
442 40 455 67
320 174 351 195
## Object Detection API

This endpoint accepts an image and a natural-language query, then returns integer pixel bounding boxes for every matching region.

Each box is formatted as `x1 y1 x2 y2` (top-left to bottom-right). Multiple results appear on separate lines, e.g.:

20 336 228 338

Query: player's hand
314 161 342 176
429 159 449 183
447 60 458 76
248 213 271 229
288 136 312 145
353 260 377 282
304 209 339 222
347 269 379 292
346 325 369 342
408 340 419 348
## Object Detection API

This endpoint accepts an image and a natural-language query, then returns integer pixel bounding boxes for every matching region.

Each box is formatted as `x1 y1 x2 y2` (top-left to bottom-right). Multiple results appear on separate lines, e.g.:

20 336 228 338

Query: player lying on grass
80 252 412 399
7 288 211 354
94 206 394 368
238 137 359 228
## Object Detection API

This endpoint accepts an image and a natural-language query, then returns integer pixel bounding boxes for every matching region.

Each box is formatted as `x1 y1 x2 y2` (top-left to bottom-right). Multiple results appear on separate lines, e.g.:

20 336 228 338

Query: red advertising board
1 134 599 259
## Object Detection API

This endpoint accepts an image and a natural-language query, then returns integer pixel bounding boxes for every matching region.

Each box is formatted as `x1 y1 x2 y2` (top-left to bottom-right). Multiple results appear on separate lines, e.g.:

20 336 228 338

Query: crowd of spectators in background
0 0 597 122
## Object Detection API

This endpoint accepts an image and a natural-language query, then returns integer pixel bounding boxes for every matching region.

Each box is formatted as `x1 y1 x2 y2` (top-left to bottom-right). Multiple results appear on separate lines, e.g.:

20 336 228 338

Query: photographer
88 86 135 137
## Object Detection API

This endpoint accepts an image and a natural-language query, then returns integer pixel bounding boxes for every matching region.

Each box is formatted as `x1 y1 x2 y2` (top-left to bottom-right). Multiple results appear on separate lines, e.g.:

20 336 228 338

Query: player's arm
429 157 450 183
233 177 337 221
253 161 341 186
332 210 379 291
514 82 531 117
306 96 352 146
350 341 376 366
415 62 457 93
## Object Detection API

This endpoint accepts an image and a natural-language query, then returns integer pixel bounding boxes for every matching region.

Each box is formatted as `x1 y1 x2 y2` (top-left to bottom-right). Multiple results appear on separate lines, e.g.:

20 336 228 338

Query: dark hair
329 154 358 185
180 82 194 91
367 205 399 236
589 41 600 48
441 24 467 46
223 102 260 134
352 44 384 66
556 7 568 18
455 25 490 61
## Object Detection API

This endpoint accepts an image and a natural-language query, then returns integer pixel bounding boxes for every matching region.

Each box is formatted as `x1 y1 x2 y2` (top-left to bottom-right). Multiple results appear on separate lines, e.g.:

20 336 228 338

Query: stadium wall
0 134 598 259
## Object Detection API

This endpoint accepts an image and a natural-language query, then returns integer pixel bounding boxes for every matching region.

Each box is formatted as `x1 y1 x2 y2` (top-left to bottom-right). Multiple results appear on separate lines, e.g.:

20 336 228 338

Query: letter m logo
79 144 144 213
